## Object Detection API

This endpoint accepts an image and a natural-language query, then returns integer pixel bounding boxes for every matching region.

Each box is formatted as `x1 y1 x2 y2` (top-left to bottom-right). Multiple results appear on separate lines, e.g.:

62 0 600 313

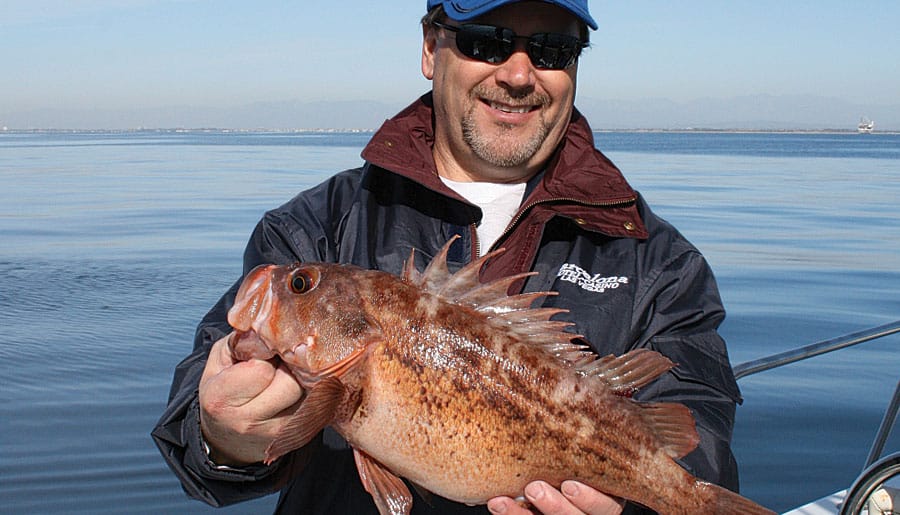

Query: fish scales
350 282 595 499
352 258 667 501
226 237 774 515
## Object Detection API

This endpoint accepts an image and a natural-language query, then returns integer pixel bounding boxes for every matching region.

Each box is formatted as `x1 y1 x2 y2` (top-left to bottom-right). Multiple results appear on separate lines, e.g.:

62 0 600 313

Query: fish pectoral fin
263 375 345 465
353 448 413 515
637 401 700 459
580 348 675 396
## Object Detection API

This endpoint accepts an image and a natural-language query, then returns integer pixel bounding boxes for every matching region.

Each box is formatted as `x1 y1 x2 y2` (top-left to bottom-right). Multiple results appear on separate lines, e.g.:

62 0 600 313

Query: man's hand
199 333 304 466
487 481 624 515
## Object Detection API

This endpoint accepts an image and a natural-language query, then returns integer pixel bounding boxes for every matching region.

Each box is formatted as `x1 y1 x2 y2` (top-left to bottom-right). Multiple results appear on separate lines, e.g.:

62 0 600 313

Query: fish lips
228 264 277 332
228 329 277 361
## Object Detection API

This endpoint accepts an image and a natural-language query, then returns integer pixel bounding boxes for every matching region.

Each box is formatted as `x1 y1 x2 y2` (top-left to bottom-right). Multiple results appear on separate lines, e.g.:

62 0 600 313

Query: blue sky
2 1 898 121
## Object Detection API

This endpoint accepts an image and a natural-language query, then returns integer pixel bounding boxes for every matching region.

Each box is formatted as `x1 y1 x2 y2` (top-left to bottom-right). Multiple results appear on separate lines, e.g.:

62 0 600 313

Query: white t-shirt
440 177 527 256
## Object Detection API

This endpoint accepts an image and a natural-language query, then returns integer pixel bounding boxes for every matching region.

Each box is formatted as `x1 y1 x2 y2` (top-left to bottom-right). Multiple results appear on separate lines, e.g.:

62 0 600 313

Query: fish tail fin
699 481 775 515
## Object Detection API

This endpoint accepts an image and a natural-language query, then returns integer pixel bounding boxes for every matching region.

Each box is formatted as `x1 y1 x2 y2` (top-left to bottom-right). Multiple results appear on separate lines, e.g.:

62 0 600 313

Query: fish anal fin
581 348 675 396
263 375 345 465
638 401 700 459
353 448 413 515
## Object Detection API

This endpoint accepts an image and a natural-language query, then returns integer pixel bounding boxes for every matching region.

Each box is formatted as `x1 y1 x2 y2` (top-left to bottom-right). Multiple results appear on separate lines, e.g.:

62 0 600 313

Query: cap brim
438 0 598 30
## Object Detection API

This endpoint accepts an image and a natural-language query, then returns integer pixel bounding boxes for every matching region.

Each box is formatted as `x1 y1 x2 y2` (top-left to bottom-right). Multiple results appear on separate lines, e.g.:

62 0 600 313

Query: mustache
472 84 550 107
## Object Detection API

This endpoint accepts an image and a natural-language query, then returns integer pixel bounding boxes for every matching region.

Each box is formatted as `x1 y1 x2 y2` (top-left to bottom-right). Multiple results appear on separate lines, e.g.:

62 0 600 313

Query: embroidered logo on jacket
557 263 629 293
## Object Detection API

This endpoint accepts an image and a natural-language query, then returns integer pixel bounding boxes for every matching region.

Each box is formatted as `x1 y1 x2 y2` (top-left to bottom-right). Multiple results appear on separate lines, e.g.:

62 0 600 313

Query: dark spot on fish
614 387 637 398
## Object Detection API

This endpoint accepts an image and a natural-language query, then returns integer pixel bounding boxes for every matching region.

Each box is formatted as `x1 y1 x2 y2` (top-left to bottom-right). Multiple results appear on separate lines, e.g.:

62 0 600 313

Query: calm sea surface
1 130 898 514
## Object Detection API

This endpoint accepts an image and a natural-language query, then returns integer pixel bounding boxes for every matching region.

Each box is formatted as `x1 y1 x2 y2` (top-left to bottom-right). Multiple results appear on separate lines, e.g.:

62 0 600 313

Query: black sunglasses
431 20 587 70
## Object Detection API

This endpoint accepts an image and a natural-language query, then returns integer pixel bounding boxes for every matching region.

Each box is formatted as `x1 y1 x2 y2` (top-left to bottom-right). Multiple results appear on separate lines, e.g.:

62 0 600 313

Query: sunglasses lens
528 33 583 69
456 25 513 64
442 23 584 70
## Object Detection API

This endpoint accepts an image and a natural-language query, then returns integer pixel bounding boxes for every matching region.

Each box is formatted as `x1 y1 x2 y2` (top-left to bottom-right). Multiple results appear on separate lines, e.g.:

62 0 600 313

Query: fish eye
289 270 314 294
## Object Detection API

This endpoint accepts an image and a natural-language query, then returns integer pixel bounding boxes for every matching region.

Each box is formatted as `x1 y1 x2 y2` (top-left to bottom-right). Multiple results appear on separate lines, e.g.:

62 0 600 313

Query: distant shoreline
2 127 897 135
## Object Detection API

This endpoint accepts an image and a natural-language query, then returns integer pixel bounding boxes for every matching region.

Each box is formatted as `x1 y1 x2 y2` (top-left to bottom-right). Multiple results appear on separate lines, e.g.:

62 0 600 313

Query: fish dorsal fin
584 349 699 459
637 402 700 459
353 448 413 515
403 238 587 360
580 348 676 396
404 236 517 302
401 247 422 285
416 235 459 293
263 375 345 465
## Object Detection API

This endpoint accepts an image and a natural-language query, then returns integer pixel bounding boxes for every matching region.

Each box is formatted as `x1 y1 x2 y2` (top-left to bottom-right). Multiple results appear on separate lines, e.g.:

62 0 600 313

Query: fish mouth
228 328 276 361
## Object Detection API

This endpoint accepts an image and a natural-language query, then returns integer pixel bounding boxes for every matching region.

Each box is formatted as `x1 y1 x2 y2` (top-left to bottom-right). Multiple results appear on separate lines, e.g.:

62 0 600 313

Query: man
153 1 742 513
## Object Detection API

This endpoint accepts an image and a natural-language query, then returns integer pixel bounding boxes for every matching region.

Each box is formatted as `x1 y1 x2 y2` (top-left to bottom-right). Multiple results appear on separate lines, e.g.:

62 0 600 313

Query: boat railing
733 320 900 514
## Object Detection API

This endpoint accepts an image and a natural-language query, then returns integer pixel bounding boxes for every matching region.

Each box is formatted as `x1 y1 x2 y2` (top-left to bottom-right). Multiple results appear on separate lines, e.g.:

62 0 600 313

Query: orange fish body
227 238 773 515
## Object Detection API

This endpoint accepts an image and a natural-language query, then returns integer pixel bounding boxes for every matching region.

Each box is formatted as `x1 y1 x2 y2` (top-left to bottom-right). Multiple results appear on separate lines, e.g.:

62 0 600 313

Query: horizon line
3 126 898 135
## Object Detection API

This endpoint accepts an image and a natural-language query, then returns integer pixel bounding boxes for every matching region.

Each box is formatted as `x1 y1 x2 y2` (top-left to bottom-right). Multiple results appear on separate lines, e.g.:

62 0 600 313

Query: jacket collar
361 93 647 239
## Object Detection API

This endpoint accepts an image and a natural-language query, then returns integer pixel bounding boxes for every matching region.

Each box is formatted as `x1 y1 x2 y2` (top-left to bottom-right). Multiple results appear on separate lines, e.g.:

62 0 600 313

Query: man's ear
421 24 437 80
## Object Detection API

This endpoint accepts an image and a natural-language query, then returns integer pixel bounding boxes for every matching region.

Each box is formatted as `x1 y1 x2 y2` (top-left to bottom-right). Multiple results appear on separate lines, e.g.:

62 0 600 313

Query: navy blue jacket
152 94 742 514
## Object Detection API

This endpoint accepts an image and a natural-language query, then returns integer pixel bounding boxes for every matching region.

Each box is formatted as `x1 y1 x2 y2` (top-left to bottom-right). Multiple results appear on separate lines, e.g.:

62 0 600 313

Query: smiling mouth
486 100 537 114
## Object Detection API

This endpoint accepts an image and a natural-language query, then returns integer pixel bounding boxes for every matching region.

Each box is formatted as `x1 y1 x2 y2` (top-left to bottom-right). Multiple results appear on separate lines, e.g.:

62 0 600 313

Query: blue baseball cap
426 0 598 30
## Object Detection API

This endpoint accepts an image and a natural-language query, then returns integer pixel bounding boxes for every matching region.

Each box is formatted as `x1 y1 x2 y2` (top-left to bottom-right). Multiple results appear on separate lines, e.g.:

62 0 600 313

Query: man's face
422 1 582 183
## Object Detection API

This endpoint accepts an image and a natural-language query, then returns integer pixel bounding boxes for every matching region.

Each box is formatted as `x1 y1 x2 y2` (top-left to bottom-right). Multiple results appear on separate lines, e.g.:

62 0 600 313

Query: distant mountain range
576 94 900 131
2 94 897 131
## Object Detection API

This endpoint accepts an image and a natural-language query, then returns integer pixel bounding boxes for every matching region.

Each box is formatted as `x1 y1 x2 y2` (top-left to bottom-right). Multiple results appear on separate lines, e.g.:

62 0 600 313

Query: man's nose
493 48 536 91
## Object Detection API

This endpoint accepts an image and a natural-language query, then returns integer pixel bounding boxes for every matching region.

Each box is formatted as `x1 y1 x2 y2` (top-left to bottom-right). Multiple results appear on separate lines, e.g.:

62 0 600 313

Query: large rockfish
226 237 772 515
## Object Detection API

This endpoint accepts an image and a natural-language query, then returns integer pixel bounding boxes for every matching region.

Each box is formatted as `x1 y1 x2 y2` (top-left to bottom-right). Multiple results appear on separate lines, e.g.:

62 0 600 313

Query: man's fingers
486 496 533 515
524 481 577 515
204 357 278 405
487 481 625 515
201 334 238 379
560 481 624 515
198 336 304 465
244 360 305 420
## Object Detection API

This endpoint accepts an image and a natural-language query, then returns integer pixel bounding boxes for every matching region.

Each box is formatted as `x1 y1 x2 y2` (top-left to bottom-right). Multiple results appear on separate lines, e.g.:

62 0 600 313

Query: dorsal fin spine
401 247 421 285
406 238 589 365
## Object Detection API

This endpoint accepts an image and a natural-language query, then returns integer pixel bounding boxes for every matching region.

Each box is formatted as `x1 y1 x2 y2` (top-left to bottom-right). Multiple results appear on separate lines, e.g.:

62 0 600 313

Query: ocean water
1 130 898 514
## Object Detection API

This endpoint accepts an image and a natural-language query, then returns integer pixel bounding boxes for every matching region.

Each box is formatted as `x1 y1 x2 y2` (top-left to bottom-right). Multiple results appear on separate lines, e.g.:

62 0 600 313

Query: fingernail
561 480 580 498
525 481 545 501
487 498 508 514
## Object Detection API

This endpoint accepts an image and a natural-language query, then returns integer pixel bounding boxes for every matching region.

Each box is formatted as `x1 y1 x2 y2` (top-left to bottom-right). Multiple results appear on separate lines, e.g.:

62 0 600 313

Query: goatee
462 86 552 168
